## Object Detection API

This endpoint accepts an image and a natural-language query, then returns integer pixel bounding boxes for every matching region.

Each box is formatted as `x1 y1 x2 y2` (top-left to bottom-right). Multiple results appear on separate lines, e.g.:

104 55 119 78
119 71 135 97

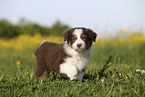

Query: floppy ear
91 31 97 42
63 28 74 41
87 29 97 42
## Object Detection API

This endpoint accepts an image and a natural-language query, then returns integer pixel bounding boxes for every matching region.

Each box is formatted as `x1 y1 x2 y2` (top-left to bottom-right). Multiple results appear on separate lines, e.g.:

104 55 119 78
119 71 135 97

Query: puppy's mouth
75 48 86 52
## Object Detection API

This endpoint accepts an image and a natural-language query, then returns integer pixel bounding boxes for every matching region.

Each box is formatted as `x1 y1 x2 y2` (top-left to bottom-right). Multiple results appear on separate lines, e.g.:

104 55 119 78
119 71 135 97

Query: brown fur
35 42 67 77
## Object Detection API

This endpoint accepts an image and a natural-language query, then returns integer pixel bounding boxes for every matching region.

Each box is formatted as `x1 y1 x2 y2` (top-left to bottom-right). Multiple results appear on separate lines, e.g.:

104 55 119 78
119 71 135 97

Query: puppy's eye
72 37 77 41
82 37 86 40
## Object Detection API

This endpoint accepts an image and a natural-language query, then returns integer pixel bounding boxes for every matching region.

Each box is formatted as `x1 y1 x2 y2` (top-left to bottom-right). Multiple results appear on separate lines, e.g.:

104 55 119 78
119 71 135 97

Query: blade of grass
132 88 140 97
106 81 114 96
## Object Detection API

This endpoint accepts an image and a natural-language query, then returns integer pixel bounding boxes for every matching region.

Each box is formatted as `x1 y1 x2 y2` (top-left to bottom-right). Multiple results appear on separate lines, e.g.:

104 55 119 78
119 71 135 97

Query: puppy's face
63 27 97 52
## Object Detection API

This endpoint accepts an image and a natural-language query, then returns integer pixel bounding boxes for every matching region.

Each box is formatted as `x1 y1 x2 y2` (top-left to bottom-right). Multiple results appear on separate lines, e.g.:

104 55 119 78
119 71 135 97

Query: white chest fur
59 43 93 81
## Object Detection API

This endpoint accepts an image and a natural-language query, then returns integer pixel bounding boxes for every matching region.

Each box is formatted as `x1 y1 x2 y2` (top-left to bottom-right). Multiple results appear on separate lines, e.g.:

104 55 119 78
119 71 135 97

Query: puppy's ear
91 31 97 42
63 28 74 41
87 29 97 42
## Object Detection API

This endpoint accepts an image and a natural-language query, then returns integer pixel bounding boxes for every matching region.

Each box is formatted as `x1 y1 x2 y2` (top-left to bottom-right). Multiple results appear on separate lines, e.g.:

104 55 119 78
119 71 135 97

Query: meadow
0 33 145 97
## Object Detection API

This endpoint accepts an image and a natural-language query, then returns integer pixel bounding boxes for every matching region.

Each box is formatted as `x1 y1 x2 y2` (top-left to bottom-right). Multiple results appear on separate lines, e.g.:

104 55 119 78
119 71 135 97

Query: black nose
77 44 82 48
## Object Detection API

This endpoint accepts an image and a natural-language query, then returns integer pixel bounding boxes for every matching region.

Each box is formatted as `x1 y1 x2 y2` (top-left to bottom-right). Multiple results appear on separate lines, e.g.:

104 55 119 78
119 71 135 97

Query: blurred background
0 0 145 38
0 0 145 82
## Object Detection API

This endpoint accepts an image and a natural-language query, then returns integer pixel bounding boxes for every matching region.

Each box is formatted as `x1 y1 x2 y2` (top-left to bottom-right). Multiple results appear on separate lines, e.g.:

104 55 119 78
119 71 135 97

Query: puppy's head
63 27 97 52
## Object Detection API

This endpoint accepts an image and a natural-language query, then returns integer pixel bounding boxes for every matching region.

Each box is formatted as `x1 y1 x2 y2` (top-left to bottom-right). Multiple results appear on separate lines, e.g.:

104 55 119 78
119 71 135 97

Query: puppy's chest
64 55 89 71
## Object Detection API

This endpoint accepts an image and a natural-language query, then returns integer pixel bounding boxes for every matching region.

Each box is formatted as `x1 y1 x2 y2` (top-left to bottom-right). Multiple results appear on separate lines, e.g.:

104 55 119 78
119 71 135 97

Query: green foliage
0 19 69 39
49 21 69 36
19 22 50 35
0 20 20 39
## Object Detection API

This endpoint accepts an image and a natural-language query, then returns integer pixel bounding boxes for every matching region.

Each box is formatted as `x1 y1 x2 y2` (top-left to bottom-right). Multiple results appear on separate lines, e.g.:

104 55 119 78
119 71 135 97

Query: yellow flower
16 61 21 65
126 65 130 69
26 72 29 74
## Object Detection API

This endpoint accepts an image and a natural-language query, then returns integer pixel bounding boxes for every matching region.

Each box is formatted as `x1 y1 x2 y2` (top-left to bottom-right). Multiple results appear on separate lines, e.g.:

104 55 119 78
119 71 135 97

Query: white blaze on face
72 29 85 51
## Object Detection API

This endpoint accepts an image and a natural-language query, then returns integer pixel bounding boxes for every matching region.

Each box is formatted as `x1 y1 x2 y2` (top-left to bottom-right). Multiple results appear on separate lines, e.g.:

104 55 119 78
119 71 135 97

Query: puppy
35 27 97 81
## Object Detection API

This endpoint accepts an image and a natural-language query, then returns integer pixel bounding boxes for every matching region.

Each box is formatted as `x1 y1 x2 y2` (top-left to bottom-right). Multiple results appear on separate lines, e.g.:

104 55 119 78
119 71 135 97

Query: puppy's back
35 42 67 74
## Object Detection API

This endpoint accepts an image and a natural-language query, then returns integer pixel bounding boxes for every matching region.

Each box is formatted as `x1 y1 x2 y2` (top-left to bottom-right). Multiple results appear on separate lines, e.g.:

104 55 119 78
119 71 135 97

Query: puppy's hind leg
35 65 48 79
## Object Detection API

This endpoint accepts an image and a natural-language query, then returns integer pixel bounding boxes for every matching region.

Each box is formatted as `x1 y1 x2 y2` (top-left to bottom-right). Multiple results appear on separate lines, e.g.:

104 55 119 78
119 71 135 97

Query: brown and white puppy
35 27 97 81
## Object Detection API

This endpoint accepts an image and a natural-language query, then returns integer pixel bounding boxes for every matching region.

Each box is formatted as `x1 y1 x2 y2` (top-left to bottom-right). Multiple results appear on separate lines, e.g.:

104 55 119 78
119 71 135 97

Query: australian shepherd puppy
35 27 97 81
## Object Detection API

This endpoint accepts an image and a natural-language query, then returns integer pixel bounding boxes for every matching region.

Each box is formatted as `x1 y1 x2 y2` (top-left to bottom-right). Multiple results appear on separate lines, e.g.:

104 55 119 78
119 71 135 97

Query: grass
0 33 145 97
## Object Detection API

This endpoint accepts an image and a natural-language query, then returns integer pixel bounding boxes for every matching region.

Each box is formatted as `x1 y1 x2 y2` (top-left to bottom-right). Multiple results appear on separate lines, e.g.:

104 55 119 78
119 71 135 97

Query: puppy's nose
77 44 82 48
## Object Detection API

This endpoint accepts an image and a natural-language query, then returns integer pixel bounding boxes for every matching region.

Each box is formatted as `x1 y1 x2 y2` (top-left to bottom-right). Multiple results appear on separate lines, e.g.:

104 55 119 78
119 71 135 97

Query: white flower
136 69 141 73
119 73 121 76
141 70 145 74
101 79 104 82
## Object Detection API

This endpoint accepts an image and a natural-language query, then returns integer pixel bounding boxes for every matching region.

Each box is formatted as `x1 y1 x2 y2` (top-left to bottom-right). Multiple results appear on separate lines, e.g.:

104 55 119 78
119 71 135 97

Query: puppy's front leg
60 64 78 80
77 71 84 82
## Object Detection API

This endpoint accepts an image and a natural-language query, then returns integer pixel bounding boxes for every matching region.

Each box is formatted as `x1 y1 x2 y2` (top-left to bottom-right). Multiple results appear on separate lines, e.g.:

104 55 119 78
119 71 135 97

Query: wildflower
16 61 21 65
136 69 141 73
26 72 29 74
101 79 104 83
126 65 130 69
141 70 145 74
101 79 104 82
119 73 121 76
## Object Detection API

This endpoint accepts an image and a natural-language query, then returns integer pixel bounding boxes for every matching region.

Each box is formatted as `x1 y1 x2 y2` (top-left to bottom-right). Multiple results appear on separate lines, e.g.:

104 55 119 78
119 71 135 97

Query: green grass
0 40 145 97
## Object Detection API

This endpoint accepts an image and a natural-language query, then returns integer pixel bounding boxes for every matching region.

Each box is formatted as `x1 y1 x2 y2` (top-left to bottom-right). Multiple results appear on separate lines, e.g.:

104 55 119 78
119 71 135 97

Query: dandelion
136 69 141 73
126 65 130 69
26 72 29 74
16 61 21 65
16 60 21 73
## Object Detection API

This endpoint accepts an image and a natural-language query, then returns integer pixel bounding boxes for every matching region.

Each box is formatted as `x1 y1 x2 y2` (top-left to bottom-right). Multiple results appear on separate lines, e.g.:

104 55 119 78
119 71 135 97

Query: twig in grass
98 56 113 79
